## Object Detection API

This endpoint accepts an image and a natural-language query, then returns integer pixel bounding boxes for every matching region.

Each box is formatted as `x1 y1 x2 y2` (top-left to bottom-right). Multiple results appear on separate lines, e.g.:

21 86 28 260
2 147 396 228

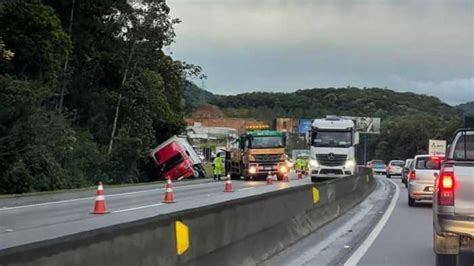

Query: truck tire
408 195 415 207
435 254 458 266
277 174 283 181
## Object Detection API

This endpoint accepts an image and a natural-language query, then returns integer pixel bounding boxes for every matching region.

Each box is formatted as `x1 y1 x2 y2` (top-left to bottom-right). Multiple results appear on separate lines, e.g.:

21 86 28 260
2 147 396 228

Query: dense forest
0 0 202 193
184 83 468 162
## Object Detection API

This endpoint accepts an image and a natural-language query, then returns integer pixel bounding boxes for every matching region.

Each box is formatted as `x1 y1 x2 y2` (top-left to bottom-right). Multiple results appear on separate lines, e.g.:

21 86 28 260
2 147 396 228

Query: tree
0 1 71 84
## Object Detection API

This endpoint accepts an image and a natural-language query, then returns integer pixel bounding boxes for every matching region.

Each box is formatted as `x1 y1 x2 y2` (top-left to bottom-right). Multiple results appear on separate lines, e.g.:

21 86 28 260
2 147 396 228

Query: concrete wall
0 171 374 266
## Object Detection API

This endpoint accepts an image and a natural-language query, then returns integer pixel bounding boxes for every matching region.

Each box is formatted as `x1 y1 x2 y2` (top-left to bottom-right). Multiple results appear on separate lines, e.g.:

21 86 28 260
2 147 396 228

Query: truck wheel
408 195 415 207
435 254 458 266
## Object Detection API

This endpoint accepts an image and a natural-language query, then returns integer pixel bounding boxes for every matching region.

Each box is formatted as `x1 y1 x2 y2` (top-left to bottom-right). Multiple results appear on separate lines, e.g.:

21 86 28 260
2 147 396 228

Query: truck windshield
312 131 352 147
250 136 284 148
162 153 184 173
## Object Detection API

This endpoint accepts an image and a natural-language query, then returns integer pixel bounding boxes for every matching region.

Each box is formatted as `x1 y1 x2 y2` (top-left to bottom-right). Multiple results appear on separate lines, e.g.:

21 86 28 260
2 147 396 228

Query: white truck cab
308 116 359 181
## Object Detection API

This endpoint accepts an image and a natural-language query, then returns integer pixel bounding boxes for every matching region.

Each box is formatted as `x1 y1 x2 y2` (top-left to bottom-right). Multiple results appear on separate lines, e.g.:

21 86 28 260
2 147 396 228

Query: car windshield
372 162 385 168
312 131 352 148
415 157 443 170
250 136 284 148
390 161 404 167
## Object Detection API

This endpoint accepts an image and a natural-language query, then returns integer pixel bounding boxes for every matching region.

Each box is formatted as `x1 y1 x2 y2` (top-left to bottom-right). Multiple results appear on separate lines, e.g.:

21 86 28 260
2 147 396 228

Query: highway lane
0 174 300 236
262 175 394 266
263 176 474 266
358 178 474 266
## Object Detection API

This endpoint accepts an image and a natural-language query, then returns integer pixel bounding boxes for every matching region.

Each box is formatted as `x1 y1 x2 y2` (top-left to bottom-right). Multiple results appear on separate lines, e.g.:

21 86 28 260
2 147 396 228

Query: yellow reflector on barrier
312 187 320 204
175 221 189 255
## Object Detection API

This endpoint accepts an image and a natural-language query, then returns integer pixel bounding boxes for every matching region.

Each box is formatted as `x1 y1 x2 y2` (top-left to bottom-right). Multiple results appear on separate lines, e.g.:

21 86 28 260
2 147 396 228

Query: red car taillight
438 169 454 206
409 170 416 180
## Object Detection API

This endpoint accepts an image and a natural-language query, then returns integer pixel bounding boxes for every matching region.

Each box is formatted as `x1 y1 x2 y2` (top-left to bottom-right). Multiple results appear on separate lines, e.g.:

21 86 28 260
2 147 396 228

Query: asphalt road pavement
0 174 301 244
264 176 474 266
358 177 474 266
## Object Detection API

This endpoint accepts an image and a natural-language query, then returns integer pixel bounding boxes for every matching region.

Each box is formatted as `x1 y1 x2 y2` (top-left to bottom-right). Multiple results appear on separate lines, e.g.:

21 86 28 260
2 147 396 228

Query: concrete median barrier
0 170 374 266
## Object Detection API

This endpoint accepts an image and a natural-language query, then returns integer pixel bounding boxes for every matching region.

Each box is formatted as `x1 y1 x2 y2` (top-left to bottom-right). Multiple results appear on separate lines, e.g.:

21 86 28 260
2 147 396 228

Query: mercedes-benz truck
308 116 359 182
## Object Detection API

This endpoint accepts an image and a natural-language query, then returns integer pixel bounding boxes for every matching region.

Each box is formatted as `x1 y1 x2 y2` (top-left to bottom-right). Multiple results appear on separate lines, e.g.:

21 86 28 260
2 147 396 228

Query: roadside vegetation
0 0 202 193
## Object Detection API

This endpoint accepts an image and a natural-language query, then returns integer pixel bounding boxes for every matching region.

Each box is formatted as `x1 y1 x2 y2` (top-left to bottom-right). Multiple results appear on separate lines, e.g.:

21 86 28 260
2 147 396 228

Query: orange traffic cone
297 171 303 180
91 181 109 214
224 174 233 192
266 172 273 185
163 177 175 203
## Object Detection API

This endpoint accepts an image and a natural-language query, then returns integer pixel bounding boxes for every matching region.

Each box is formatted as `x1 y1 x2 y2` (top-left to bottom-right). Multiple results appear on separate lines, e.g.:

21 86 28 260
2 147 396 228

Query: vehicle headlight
248 166 257 174
279 165 288 173
309 159 319 168
345 160 356 168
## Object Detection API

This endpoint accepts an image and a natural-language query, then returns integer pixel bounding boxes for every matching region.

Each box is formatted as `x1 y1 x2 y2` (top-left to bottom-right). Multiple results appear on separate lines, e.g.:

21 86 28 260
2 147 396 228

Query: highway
0 174 300 246
264 176 474 266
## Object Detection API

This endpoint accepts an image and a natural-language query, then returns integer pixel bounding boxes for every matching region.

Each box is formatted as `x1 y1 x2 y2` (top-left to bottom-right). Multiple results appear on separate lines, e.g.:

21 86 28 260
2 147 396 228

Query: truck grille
254 154 281 163
316 154 347 167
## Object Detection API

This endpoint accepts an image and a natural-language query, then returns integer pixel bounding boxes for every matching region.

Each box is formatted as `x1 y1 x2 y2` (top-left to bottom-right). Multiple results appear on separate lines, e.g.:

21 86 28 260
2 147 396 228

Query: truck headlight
345 160 356 168
309 159 319 168
279 165 288 173
249 166 257 175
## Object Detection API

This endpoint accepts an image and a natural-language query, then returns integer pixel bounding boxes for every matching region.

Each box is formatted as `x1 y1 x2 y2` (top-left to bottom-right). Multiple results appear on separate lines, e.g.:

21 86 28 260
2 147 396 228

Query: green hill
185 86 461 120
183 81 217 111
457 101 474 116
184 85 463 163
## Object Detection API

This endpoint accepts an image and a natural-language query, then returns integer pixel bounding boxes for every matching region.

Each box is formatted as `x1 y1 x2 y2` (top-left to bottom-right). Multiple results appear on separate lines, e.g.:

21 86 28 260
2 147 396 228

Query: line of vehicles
150 117 473 265
366 128 474 266
150 116 362 182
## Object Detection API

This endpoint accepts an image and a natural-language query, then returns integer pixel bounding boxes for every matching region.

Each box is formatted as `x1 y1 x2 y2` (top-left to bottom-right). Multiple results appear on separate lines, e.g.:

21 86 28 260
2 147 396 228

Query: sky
167 0 474 105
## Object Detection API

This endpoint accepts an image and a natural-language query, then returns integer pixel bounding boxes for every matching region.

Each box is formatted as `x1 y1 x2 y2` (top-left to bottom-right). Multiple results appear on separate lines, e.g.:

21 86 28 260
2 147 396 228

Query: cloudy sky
167 0 473 105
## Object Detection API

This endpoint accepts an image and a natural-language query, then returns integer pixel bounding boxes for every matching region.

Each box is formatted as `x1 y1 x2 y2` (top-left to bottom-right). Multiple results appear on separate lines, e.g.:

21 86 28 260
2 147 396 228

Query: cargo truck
151 136 206 180
226 127 288 180
307 116 359 182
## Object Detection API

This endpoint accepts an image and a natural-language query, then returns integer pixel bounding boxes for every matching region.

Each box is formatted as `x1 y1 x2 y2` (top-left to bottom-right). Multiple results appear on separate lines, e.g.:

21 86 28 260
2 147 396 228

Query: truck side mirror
305 131 311 145
239 136 246 149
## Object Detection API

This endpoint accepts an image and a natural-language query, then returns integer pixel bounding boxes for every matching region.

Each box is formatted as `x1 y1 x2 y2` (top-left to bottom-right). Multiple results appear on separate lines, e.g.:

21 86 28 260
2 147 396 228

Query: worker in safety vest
295 157 304 172
301 158 309 174
212 153 224 180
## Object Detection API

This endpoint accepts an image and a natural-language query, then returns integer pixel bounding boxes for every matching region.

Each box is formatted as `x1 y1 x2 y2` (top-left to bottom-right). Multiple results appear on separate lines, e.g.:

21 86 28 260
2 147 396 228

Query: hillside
185 86 461 120
183 81 217 111
457 101 474 116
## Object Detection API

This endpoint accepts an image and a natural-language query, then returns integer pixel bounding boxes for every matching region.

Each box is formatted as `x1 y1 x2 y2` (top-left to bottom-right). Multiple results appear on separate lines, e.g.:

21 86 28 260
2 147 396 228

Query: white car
387 160 404 178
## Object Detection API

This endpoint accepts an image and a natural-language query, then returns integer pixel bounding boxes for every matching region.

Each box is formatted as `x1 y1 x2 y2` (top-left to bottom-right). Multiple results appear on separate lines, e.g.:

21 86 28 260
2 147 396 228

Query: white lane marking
0 182 213 211
344 177 400 266
112 203 164 214
238 187 256 192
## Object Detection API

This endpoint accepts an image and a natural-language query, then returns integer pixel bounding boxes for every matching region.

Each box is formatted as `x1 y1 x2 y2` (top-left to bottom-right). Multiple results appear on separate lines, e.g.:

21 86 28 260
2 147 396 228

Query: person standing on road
295 157 304 172
213 153 224 181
